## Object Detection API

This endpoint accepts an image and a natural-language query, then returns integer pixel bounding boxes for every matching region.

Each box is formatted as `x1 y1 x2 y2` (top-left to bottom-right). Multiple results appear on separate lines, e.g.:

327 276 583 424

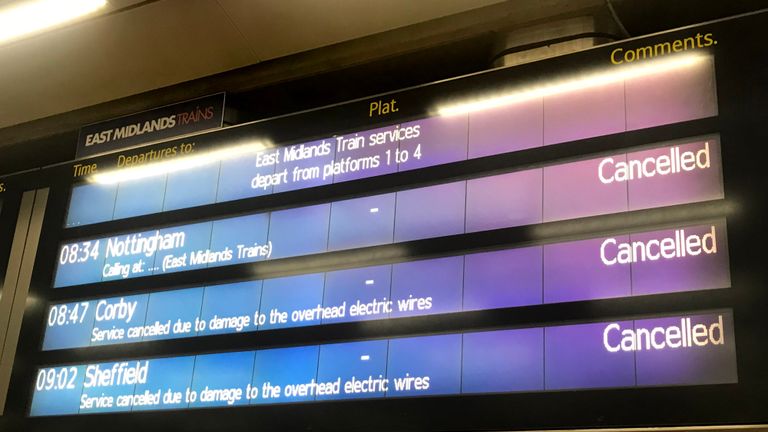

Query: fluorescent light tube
0 0 107 45
435 53 708 117
91 142 270 185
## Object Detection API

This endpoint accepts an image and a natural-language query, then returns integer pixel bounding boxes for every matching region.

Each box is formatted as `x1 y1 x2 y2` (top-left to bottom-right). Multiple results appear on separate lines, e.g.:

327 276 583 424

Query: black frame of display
2 11 768 431
0 177 22 290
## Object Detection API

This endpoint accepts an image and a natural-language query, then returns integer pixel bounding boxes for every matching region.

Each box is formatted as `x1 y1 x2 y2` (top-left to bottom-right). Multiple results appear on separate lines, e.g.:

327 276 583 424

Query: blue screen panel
29 365 86 416
189 351 255 408
268 204 330 259
273 139 335 193
112 176 166 220
163 164 220 211
208 213 269 266
322 265 392 324
199 281 262 336
78 361 137 414
216 152 276 202
316 340 389 400
328 193 396 251
153 222 213 274
54 238 108 287
66 183 117 227
102 228 160 283
251 346 320 404
142 288 204 341
386 334 462 397
42 300 97 351
259 274 325 330
394 182 466 242
131 356 195 411
390 256 463 318
91 294 150 347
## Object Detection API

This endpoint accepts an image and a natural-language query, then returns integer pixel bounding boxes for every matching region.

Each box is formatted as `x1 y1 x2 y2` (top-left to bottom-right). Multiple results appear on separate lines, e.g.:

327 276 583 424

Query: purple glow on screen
274 139 336 193
398 115 468 171
463 247 542 311
543 81 626 145
627 140 723 210
332 126 398 183
465 169 542 232
462 328 544 393
30 310 737 416
546 320 636 390
544 235 632 303
393 181 465 242
328 193 396 250
543 154 628 222
468 97 543 159
54 137 725 288
66 59 717 228
44 219 731 351
268 204 330 259
630 221 730 295
390 256 463 317
322 265 392 324
625 56 717 130
387 334 462 396
634 312 737 386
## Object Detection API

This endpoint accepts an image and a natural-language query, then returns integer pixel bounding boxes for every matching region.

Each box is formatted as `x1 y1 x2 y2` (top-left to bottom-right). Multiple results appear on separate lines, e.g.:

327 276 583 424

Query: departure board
4 12 768 432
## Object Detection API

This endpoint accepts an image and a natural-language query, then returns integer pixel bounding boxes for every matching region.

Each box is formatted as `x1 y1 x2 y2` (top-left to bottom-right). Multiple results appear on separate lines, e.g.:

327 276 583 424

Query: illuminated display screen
15 14 768 428
29 310 737 416
54 138 723 288
42 220 730 350
63 56 716 228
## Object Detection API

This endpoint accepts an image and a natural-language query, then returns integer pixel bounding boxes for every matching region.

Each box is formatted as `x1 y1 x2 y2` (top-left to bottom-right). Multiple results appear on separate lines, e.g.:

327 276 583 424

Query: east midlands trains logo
83 105 216 148
76 93 224 159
